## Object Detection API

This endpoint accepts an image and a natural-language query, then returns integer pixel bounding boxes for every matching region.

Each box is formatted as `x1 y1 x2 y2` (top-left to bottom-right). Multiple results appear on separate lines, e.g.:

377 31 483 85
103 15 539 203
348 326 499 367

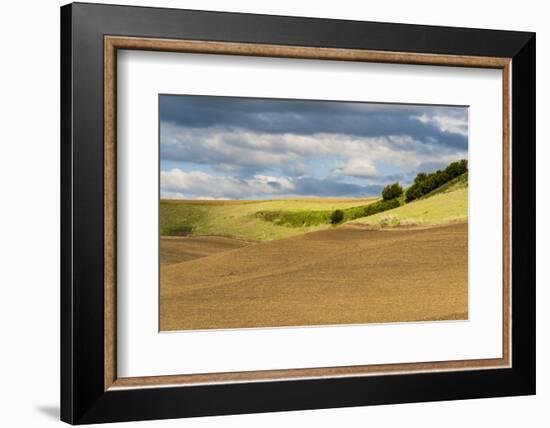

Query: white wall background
0 0 546 426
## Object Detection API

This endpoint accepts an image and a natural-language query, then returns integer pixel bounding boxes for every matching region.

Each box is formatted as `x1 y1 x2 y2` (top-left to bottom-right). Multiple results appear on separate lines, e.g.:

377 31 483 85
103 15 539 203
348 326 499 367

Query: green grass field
160 198 377 241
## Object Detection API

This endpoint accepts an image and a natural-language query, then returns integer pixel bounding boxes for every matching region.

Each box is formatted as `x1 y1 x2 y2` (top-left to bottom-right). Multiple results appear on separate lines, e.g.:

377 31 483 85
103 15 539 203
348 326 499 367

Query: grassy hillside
161 171 468 239
160 198 377 241
351 173 468 228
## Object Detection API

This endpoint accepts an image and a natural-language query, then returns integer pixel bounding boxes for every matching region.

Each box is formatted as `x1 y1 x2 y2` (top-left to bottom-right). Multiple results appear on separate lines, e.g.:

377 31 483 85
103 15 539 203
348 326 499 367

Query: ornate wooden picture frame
61 2 535 424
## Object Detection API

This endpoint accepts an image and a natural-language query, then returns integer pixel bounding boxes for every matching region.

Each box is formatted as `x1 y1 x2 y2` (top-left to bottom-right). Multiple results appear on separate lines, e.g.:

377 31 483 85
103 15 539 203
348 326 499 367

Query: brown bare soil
160 236 252 266
160 222 468 331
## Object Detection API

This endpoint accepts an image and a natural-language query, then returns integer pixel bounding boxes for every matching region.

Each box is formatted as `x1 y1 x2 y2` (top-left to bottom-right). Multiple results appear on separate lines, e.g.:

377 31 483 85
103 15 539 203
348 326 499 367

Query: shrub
382 182 403 201
344 198 400 221
255 210 331 227
172 225 193 236
330 209 345 224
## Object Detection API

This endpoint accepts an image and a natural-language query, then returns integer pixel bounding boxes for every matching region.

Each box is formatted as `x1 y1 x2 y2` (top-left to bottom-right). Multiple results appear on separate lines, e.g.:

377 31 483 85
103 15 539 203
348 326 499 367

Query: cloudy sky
160 95 468 200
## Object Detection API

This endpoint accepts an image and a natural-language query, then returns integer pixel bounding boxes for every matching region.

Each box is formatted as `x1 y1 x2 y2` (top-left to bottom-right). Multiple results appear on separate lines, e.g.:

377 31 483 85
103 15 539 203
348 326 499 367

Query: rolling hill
161 171 468 241
160 197 378 241
160 222 468 330
159 171 469 330
351 173 468 228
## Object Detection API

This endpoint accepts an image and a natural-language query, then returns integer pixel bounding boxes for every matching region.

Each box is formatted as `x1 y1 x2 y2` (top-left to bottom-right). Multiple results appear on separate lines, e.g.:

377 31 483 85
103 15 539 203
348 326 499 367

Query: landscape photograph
159 95 469 331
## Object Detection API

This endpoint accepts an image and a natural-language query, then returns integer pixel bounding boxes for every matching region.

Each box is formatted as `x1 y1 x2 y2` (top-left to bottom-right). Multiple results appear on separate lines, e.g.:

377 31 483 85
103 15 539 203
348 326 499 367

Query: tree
382 182 403 201
414 172 428 184
405 184 420 202
330 209 344 224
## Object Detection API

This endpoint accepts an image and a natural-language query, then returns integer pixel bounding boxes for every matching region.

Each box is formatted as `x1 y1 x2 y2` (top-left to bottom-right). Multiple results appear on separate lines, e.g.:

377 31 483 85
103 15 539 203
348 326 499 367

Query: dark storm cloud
159 95 468 199
160 95 468 149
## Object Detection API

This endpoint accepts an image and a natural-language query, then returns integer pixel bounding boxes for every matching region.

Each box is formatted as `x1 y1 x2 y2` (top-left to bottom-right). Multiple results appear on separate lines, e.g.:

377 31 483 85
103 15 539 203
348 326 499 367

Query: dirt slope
160 236 252 265
160 222 468 331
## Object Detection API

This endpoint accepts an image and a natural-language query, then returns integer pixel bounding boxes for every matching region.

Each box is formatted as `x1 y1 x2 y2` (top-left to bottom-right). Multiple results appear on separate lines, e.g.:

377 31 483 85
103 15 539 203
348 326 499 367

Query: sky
159 95 468 200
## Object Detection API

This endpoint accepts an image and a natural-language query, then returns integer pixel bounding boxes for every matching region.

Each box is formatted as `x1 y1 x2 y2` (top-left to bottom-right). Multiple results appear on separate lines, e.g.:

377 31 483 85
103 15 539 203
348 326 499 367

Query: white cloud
161 169 295 199
414 113 468 137
342 158 381 178
161 122 467 178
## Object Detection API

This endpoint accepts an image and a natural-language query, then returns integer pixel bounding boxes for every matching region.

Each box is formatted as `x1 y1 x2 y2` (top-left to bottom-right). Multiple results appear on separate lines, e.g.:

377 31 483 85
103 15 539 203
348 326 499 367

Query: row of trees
329 159 467 224
380 159 468 203
405 159 468 202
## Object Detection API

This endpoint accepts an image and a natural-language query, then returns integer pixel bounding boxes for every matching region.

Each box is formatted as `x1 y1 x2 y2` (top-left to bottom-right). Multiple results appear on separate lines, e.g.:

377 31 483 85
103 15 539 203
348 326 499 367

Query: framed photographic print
60 2 536 424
